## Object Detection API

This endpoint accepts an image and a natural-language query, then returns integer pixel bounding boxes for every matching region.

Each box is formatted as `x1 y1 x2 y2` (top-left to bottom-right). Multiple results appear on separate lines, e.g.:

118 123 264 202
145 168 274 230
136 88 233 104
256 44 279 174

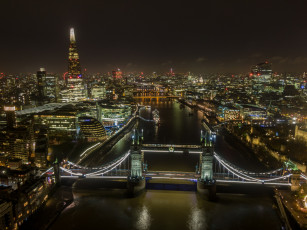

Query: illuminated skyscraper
37 68 59 103
111 69 124 86
112 69 122 80
37 68 46 105
60 28 87 102
45 74 59 102
4 106 16 129
68 28 81 77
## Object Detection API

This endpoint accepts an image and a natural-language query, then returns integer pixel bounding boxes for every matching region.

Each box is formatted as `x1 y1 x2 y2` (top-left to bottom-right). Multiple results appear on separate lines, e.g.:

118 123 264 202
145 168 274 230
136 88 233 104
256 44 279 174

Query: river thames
50 100 282 230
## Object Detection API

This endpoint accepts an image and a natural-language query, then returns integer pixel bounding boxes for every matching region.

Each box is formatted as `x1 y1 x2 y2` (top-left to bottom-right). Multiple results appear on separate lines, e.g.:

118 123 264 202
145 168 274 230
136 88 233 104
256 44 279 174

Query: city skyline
1 1 307 74
0 1 306 229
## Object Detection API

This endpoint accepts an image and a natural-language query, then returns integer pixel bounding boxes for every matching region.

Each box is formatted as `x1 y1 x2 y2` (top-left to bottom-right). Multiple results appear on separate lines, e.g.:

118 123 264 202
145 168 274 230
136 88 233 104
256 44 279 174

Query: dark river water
51 100 282 230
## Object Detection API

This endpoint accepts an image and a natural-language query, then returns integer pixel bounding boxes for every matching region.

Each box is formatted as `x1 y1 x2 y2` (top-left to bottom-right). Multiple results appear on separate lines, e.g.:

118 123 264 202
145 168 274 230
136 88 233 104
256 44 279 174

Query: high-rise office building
4 106 16 129
45 74 58 102
251 61 272 82
68 28 81 77
37 68 46 105
112 69 123 84
37 68 59 103
0 126 34 164
60 28 87 102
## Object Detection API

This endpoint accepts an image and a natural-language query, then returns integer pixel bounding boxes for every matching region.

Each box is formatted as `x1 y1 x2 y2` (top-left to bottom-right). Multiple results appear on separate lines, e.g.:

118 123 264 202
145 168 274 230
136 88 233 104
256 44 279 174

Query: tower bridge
44 129 306 199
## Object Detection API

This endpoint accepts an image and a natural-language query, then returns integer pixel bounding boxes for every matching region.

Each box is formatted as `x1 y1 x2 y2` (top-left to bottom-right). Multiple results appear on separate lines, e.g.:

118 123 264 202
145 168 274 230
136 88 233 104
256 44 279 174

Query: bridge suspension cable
60 166 83 176
39 167 53 177
214 151 283 174
301 173 307 180
214 154 261 182
138 115 154 122
61 150 131 177
85 150 131 176
67 161 90 169
214 153 291 183
214 152 283 175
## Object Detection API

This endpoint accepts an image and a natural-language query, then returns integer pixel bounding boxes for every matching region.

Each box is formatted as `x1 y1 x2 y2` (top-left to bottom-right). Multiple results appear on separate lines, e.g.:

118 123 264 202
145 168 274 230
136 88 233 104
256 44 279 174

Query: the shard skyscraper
68 28 81 77
60 28 87 102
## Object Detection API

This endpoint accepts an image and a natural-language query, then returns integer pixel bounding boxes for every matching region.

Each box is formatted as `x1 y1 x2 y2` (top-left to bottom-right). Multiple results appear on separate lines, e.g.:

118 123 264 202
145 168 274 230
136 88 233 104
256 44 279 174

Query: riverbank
80 115 138 167
275 189 307 229
67 110 138 167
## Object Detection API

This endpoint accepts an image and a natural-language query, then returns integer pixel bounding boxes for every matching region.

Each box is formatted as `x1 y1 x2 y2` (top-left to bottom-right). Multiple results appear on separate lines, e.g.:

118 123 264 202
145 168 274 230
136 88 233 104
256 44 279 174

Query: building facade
78 117 107 142
0 200 14 230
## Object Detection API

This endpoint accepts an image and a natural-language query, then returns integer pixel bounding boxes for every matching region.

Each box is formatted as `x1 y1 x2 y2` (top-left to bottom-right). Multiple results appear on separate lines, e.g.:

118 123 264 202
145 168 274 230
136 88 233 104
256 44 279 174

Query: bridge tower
127 129 146 196
200 131 214 181
197 130 216 200
284 160 301 191
53 158 61 185
290 171 301 192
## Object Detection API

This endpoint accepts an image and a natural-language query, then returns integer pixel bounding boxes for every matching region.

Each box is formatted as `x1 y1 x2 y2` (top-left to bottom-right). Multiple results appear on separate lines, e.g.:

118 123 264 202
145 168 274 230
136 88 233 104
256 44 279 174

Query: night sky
1 0 307 74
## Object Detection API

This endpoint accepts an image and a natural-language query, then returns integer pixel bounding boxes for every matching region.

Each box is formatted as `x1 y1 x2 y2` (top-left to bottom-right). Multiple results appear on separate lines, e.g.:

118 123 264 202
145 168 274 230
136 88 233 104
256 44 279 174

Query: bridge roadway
141 144 202 154
142 144 201 149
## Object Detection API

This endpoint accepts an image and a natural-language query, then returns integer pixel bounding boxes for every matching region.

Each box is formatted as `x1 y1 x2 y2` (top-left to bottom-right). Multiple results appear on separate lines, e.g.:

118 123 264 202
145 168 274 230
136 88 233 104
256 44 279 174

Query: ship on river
152 109 160 125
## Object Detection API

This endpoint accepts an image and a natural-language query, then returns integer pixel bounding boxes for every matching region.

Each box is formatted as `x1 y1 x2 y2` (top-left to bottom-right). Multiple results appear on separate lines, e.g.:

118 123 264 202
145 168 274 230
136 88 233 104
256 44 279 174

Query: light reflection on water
187 205 206 230
51 190 281 230
136 205 151 230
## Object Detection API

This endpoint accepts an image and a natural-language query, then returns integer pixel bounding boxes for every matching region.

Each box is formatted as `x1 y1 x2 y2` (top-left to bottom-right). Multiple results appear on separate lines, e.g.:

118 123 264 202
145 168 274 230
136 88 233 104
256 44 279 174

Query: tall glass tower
68 28 81 77
61 28 87 102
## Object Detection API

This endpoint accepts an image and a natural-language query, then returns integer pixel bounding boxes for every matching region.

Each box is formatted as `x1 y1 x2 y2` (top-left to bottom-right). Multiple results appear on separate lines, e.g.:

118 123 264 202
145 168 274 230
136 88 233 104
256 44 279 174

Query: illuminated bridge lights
57 149 292 186
39 167 53 177
301 174 307 180
213 152 292 183
84 151 131 176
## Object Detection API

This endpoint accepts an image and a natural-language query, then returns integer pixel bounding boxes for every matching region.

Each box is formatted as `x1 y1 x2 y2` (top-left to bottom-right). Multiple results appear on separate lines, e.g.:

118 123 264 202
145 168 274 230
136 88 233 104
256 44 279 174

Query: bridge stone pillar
127 129 145 196
290 171 301 191
197 131 216 200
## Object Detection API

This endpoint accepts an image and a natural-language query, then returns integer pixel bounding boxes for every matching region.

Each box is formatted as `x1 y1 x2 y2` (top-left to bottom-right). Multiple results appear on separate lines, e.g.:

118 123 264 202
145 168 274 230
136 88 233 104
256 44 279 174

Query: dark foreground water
50 190 281 230
51 100 282 230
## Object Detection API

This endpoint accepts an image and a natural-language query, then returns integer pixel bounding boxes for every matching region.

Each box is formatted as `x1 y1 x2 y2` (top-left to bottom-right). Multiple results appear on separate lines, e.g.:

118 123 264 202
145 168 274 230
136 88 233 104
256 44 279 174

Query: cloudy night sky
1 0 307 74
